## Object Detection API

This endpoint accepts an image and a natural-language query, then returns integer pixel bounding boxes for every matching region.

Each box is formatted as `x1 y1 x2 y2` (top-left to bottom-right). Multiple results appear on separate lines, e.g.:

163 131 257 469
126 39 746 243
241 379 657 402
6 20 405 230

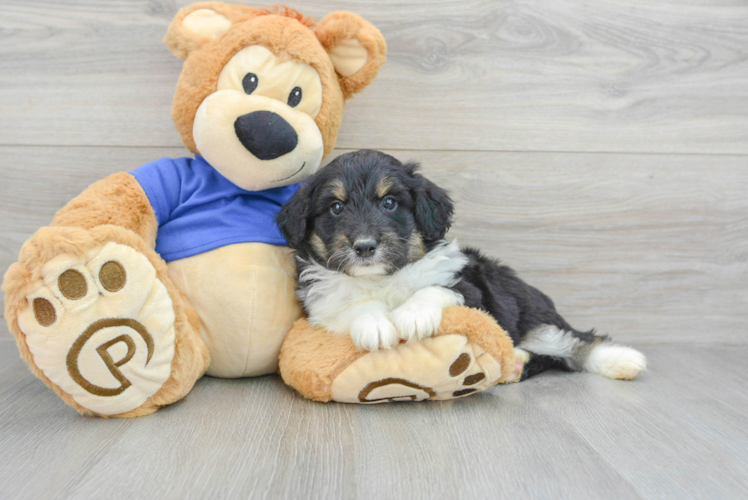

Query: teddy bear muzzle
193 91 324 192
234 110 298 161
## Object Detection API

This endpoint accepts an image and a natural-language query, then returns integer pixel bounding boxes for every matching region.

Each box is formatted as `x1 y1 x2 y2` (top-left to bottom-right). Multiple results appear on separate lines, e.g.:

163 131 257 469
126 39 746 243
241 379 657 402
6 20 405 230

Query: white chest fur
298 240 468 335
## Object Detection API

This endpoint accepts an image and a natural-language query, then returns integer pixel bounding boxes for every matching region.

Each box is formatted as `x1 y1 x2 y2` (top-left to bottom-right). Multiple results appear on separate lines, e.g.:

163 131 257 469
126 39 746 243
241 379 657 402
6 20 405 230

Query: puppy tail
517 325 646 381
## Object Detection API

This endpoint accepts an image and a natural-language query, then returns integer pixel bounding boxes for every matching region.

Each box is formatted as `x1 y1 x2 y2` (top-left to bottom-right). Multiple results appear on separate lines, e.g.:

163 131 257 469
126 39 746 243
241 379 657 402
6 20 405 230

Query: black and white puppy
277 150 646 380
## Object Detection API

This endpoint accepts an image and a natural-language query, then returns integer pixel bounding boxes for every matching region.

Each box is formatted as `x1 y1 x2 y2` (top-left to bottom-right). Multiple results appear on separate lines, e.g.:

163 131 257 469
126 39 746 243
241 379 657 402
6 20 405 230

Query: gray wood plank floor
1 336 747 500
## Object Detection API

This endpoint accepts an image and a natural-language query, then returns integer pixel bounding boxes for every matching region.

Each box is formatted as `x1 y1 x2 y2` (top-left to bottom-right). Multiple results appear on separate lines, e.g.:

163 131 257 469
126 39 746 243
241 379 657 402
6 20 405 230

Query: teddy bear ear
164 2 254 60
314 12 387 98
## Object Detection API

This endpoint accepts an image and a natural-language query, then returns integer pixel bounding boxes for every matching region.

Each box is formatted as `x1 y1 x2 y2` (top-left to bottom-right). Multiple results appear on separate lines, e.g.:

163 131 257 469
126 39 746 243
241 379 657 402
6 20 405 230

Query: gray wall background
1 0 746 344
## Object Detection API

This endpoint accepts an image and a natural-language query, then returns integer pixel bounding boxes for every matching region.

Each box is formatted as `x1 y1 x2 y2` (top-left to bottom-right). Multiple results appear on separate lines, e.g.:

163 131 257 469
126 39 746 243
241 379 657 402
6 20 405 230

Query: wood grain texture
2 146 746 344
1 0 748 153
1 339 748 500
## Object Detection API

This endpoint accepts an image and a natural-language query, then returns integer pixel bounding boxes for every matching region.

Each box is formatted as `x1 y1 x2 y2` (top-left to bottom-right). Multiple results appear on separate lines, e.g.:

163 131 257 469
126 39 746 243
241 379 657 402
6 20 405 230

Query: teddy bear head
164 2 386 191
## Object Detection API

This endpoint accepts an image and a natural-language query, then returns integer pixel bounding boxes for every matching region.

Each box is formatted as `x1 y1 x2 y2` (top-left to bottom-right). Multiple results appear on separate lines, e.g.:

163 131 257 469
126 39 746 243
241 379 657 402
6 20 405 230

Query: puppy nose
234 110 298 160
353 239 378 258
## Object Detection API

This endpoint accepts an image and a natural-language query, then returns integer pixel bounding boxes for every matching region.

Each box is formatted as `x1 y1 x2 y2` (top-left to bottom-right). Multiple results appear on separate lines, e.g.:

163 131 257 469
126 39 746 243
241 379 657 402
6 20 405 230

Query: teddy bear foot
280 307 519 403
333 335 506 403
15 241 177 416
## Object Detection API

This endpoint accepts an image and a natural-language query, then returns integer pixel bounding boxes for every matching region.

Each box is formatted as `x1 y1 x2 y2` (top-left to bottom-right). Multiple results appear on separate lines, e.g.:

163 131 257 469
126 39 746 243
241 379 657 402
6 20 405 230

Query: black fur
278 150 607 379
451 248 605 379
277 149 450 277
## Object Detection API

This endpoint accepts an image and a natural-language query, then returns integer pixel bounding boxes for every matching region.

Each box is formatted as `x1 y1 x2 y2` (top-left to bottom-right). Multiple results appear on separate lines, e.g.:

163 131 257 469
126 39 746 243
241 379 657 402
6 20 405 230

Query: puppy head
277 150 454 276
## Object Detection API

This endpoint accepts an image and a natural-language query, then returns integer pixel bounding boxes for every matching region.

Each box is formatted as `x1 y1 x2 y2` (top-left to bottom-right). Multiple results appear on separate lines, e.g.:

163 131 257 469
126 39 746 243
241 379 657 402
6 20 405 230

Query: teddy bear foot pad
331 335 503 403
17 242 176 416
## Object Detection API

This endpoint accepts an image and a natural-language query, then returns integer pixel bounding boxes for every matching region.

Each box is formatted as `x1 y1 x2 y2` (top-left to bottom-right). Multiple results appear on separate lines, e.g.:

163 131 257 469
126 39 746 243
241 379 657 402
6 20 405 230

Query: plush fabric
167 243 301 378
164 2 257 60
131 156 300 261
279 306 518 403
191 90 324 191
314 11 387 99
3 2 391 417
3 224 210 417
18 242 177 415
50 172 159 247
167 6 386 159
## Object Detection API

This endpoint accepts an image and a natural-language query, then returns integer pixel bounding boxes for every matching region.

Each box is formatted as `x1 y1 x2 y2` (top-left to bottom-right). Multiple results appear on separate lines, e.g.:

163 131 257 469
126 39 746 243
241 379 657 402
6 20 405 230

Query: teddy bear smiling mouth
271 162 305 183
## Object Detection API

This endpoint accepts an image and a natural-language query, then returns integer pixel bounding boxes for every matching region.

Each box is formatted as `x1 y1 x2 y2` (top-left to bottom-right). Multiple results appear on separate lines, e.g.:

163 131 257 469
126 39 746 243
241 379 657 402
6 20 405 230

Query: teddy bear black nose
234 111 298 160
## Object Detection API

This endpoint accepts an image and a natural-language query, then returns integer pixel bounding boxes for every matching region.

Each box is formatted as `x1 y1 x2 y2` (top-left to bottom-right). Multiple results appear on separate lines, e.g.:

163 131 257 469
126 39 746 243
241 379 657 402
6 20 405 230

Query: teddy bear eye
287 87 302 107
242 73 258 94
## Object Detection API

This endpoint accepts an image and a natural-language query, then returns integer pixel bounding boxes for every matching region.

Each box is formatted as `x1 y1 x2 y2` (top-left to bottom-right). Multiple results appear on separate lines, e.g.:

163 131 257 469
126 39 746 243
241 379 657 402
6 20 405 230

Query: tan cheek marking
310 232 328 260
408 231 426 262
376 176 394 198
329 180 347 201
333 234 350 251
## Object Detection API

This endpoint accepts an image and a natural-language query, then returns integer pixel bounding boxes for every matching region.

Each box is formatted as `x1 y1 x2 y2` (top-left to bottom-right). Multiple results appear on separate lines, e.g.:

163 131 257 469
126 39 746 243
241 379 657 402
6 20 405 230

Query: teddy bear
3 2 389 417
3 2 518 416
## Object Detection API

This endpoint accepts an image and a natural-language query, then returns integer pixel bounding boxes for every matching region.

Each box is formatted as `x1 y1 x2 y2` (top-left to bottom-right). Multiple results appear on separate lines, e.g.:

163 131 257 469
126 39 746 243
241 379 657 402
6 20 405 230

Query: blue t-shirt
131 156 300 262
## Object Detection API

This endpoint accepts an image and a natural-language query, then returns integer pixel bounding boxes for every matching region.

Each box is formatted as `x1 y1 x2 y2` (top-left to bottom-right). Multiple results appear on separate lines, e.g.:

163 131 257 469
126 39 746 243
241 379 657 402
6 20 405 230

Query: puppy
277 150 646 381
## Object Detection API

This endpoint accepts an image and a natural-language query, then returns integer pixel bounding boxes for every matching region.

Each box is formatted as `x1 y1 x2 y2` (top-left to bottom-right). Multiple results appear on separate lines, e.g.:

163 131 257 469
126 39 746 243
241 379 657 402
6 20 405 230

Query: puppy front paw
390 304 443 342
350 314 399 351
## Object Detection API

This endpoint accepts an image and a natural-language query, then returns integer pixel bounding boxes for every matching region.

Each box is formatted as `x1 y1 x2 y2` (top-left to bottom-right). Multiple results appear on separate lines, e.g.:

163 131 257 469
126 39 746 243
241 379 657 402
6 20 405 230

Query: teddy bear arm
51 172 158 248
4 171 210 417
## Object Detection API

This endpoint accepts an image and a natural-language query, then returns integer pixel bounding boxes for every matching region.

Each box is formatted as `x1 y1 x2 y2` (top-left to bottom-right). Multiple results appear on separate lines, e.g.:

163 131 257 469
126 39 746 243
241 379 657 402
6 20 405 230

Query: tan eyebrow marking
329 179 347 201
376 176 394 198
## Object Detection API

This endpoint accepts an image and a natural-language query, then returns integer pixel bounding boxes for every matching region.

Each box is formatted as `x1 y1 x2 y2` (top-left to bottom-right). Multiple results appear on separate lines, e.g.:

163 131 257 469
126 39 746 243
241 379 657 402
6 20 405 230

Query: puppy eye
242 73 258 94
288 87 302 107
330 201 344 216
382 197 397 211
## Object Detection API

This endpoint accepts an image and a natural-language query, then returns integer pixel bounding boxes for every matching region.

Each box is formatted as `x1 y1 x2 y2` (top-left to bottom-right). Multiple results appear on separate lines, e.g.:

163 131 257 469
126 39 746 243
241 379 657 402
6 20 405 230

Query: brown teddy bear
3 2 517 416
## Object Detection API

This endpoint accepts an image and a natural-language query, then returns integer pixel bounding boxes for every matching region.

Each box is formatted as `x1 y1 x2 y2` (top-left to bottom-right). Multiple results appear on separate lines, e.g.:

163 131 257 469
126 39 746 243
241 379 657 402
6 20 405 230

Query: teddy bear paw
17 242 176 416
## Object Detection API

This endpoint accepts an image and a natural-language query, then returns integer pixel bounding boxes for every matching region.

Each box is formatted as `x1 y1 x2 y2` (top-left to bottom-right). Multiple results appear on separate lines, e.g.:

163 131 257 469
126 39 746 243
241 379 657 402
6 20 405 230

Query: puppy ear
314 12 387 98
277 182 316 249
406 163 455 243
163 2 254 59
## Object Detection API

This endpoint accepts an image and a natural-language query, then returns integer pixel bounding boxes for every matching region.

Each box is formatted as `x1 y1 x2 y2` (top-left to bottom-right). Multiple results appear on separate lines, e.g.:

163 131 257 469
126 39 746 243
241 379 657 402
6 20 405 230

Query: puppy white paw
390 304 443 342
350 314 399 351
585 344 647 380
506 348 531 383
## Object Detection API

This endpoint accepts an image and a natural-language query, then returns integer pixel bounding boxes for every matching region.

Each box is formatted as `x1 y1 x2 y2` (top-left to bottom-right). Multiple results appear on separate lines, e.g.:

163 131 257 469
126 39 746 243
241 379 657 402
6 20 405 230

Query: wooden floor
1 0 748 499
1 337 746 500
